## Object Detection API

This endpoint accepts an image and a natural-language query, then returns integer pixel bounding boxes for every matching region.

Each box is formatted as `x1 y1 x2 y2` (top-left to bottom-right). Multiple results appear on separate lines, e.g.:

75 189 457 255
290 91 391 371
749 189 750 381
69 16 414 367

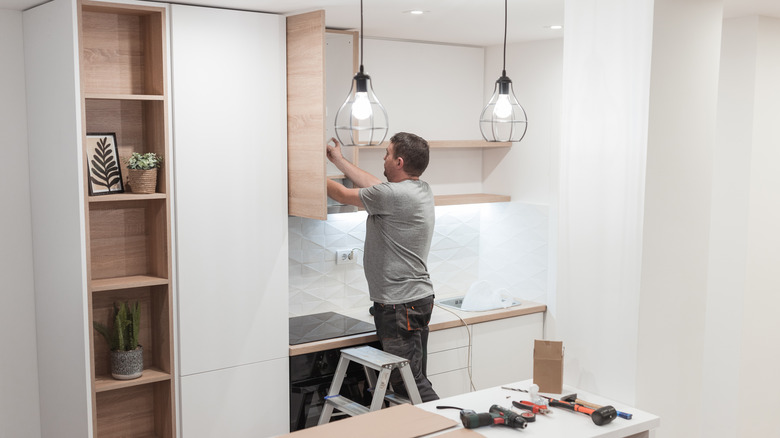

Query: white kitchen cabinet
170 4 289 436
429 369 473 399
23 1 91 435
180 357 288 438
471 312 543 389
427 312 543 397
427 324 471 397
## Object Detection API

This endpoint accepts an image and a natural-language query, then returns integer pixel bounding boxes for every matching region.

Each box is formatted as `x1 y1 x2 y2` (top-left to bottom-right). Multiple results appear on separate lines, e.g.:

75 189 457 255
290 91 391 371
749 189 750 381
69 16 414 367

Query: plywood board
284 404 457 438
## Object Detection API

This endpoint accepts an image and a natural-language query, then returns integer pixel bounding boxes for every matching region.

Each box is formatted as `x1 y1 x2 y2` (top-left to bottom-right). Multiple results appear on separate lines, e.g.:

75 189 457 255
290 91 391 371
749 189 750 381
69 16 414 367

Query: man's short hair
390 132 429 177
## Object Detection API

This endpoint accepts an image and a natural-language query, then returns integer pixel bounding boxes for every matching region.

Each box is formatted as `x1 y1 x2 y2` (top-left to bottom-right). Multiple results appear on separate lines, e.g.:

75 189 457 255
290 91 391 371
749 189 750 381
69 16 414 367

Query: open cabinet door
287 10 327 220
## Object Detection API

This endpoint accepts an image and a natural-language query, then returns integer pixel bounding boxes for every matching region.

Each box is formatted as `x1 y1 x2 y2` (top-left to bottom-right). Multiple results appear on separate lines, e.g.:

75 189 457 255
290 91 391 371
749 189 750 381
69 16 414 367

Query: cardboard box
533 339 564 393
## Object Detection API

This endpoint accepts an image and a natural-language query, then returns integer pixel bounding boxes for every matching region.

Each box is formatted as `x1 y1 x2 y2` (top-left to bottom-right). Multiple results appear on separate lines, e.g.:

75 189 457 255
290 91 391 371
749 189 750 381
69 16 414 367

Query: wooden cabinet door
287 10 327 220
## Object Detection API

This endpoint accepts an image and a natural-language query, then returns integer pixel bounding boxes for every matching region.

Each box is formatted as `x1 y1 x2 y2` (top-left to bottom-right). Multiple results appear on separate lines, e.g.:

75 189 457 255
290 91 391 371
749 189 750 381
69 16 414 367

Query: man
326 132 439 402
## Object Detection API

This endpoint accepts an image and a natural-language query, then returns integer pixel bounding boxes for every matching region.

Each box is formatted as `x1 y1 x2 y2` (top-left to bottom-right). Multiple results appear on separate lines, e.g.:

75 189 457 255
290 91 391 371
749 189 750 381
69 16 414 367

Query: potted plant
126 152 163 194
93 301 143 380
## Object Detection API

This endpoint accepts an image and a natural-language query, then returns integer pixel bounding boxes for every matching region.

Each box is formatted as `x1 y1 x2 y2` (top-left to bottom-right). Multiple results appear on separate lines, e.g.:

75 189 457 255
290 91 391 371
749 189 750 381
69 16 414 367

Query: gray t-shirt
359 179 435 304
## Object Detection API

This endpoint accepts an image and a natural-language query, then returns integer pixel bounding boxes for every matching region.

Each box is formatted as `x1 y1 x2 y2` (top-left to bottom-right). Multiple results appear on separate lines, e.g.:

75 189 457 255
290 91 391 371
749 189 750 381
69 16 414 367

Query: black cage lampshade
334 0 388 146
479 71 527 142
479 0 528 143
334 66 389 146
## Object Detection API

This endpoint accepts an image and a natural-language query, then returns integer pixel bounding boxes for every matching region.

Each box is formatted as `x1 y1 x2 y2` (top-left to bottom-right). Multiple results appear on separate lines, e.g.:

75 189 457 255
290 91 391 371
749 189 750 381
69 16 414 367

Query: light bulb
494 94 512 118
352 92 372 120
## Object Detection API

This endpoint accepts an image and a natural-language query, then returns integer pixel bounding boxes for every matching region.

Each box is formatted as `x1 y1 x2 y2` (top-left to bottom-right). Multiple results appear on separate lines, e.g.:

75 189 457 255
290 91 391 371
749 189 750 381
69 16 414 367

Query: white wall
556 1 780 437
363 38 484 141
0 9 42 438
557 0 653 406
357 39 487 196
637 2 722 436
701 15 780 437
483 38 562 206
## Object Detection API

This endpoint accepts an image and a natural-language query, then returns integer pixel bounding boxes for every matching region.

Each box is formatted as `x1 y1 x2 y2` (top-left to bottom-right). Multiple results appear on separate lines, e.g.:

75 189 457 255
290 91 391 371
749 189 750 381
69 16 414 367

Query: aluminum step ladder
318 345 422 425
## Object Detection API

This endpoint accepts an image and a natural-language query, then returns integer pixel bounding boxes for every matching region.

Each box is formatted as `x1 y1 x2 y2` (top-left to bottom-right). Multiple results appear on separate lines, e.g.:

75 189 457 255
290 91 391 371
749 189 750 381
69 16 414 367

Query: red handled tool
512 400 552 415
545 397 617 426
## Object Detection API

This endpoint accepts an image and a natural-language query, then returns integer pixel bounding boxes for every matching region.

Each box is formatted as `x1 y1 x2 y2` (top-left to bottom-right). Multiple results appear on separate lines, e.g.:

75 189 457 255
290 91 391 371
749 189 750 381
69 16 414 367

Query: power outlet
336 249 355 265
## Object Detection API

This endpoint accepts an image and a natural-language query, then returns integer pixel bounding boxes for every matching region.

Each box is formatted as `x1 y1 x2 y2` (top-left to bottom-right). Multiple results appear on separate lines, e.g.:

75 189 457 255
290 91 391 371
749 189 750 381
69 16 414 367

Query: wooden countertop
289 300 546 356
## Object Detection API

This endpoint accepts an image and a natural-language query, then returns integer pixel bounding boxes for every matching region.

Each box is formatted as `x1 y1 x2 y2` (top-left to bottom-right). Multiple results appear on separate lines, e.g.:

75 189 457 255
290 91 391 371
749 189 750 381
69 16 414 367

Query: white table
417 380 660 438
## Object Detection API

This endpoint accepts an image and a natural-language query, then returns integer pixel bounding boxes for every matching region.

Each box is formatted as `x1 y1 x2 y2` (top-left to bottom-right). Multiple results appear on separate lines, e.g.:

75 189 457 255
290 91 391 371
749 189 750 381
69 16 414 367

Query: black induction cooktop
289 311 375 345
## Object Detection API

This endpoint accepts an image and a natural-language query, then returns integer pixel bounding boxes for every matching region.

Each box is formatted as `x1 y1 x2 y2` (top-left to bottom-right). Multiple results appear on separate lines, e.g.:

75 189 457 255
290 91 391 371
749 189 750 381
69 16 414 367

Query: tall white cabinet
170 5 289 437
24 1 92 435
25 0 178 436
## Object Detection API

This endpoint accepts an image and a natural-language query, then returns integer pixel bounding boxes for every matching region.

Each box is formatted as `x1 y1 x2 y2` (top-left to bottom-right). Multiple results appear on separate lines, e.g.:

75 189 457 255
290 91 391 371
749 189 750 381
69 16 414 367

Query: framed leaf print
86 133 124 195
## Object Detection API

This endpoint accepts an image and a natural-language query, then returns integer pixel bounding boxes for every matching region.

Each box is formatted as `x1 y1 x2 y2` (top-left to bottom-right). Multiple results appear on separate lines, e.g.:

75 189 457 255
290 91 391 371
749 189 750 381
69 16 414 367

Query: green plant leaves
93 301 140 352
126 152 163 170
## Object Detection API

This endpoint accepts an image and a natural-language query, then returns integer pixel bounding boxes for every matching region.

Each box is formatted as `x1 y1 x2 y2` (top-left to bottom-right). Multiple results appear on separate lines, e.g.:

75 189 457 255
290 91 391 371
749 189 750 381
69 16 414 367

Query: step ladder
318 346 422 425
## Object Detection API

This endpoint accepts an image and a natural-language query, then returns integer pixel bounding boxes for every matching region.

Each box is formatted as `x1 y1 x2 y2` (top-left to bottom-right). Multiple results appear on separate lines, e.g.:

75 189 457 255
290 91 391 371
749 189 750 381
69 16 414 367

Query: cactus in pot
93 301 143 380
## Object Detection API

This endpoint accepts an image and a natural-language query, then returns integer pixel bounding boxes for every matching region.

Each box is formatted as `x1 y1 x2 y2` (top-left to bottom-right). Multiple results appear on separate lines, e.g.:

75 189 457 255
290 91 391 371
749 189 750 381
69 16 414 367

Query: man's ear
396 156 405 170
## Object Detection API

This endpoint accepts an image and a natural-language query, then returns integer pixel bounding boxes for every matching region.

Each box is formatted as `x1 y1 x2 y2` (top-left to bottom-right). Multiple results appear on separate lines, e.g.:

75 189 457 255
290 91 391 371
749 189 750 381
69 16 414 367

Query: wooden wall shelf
356 140 512 150
435 193 511 206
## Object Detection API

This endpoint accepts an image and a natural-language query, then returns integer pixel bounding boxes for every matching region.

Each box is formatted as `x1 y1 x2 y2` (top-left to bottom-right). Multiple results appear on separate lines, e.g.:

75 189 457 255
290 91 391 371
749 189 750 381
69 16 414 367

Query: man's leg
373 297 439 402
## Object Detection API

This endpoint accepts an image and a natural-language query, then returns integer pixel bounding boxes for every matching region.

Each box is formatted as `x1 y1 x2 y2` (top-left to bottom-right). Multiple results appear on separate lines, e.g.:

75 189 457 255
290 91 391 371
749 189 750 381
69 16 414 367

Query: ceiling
5 0 780 47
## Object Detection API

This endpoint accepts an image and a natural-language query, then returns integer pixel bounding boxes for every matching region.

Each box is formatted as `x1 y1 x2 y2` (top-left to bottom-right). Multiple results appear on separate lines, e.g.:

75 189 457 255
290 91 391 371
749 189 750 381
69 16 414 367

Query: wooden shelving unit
79 1 175 436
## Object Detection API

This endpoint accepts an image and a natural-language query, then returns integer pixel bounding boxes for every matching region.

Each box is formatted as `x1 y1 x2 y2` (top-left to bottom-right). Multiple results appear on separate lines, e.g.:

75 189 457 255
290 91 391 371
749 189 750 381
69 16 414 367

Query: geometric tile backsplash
288 201 548 316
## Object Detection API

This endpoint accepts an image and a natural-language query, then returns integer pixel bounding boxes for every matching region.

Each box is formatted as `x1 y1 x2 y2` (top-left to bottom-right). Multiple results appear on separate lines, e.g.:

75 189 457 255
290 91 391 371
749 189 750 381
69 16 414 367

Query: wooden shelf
351 141 513 208
85 93 165 101
429 140 511 148
356 140 511 150
89 193 167 203
94 367 171 393
91 275 169 292
434 193 511 206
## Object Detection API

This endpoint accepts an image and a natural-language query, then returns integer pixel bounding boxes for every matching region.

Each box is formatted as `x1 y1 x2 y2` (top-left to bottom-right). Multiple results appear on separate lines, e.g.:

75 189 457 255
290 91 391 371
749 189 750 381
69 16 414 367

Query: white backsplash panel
289 202 548 316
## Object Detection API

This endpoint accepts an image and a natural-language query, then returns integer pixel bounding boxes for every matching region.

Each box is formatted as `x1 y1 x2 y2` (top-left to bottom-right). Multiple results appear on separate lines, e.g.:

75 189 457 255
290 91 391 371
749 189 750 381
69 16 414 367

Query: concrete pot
111 346 143 380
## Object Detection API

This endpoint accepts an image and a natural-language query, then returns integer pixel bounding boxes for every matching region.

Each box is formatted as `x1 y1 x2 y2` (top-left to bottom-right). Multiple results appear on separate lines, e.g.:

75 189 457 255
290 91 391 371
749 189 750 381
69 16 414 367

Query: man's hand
326 137 343 164
325 136 382 188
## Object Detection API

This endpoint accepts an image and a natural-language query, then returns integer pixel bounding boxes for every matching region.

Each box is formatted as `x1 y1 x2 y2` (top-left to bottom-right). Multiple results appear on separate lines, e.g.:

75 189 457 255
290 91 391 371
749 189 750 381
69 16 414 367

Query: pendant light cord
502 0 507 75
360 0 364 73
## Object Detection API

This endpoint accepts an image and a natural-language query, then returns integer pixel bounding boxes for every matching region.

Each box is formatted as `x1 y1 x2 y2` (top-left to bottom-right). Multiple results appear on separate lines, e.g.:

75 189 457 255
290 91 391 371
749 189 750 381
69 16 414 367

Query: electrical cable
433 302 476 392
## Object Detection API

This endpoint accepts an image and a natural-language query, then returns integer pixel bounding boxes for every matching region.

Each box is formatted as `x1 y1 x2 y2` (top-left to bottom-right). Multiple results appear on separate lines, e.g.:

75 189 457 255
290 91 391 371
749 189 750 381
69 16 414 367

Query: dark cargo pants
373 295 439 402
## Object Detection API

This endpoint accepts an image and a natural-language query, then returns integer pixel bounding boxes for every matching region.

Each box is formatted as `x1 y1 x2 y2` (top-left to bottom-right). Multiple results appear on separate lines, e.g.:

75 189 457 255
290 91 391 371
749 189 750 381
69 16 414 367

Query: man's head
383 132 430 181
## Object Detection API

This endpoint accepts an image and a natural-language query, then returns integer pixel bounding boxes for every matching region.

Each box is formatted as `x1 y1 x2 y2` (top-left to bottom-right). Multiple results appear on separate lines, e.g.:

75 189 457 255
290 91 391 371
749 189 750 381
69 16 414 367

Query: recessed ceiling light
547 25 563 30
404 10 428 15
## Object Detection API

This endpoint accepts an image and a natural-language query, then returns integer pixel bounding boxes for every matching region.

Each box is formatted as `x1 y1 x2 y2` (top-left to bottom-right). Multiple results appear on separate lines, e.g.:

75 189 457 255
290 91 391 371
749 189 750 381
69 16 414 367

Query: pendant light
479 0 528 142
334 0 389 146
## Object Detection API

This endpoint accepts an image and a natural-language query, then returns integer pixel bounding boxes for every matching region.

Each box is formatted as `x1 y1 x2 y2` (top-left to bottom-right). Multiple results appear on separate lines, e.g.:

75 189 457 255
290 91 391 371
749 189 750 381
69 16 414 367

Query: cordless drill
459 405 528 430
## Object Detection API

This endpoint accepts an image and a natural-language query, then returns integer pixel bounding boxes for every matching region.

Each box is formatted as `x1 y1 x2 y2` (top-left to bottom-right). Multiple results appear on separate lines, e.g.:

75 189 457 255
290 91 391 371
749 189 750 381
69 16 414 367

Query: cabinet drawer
428 346 469 376
428 324 470 353
429 368 472 399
